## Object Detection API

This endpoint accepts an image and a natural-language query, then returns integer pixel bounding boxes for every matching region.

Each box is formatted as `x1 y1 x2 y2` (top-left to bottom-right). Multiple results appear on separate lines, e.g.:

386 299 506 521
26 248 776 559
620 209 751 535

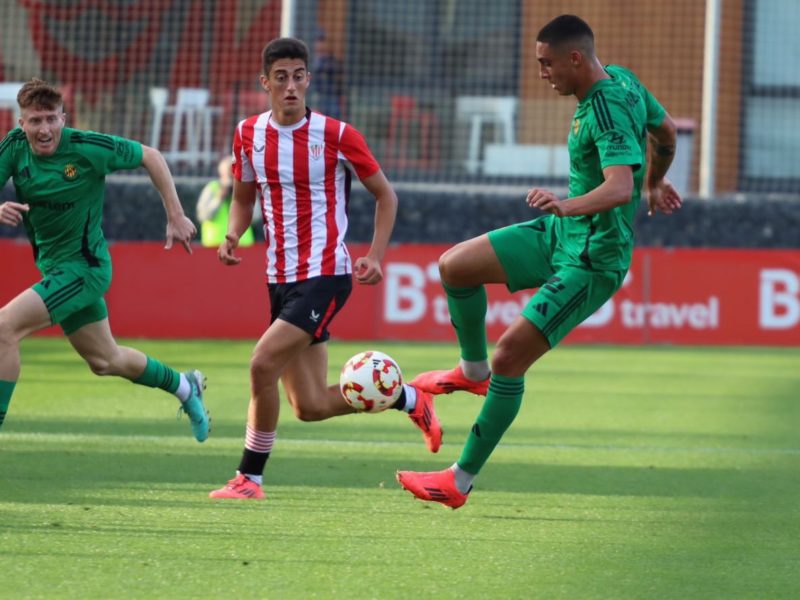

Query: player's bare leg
0 290 51 429
282 341 354 421
211 319 313 499
68 318 209 441
411 235 507 395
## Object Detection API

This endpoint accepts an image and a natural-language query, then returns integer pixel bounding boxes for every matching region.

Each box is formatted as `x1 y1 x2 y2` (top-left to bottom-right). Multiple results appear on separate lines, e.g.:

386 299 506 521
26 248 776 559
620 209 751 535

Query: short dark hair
261 37 310 74
537 14 595 56
17 78 63 111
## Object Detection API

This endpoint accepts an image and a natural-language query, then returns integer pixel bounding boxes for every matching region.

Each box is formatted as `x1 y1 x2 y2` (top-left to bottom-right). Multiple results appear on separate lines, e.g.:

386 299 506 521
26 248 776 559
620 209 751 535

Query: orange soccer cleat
208 474 265 500
407 388 442 453
396 468 470 509
410 366 490 396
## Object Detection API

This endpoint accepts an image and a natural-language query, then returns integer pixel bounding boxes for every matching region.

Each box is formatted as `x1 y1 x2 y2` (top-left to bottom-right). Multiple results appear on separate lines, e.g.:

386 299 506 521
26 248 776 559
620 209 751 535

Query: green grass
2 339 799 599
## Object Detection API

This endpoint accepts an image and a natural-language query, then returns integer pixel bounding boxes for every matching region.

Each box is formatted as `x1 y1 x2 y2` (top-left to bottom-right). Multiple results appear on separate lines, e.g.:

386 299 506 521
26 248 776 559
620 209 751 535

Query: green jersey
555 65 665 271
0 127 143 272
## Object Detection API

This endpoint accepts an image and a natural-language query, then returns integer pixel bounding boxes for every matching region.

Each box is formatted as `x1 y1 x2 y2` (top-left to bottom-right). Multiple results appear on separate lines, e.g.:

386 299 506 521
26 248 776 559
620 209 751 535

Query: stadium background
1 0 799 345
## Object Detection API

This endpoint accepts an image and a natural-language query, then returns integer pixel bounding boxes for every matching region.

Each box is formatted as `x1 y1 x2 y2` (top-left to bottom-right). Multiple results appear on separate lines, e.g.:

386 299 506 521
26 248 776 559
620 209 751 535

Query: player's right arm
0 133 28 227
218 178 257 266
0 201 29 226
219 123 257 266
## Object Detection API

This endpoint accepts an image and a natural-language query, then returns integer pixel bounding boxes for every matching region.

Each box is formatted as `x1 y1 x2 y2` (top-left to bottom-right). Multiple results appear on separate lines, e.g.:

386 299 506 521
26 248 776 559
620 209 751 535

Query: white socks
451 463 475 495
174 373 191 402
460 359 491 382
400 384 417 413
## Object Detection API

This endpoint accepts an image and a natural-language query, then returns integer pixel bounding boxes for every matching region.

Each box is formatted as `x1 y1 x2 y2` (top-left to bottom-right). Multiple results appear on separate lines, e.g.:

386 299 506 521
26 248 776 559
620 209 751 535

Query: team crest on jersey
309 143 325 160
63 164 78 181
572 119 581 136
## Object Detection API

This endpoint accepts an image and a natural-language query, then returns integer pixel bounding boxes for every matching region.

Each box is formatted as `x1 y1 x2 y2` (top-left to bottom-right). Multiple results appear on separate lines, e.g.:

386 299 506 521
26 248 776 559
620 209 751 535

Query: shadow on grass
2 435 792 507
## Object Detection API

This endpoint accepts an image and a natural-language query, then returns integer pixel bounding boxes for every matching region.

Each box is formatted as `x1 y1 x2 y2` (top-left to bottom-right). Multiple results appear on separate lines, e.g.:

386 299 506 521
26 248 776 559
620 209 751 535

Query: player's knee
491 344 535 378
292 404 326 422
438 250 458 286
249 356 280 386
0 312 12 345
84 354 113 376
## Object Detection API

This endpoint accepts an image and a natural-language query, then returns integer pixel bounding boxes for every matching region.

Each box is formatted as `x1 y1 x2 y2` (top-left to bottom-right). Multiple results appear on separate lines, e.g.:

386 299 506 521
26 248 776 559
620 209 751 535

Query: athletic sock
132 356 181 394
457 373 524 475
0 379 16 430
391 384 417 413
238 426 276 483
460 358 491 381
173 374 191 402
443 282 488 362
451 463 475 495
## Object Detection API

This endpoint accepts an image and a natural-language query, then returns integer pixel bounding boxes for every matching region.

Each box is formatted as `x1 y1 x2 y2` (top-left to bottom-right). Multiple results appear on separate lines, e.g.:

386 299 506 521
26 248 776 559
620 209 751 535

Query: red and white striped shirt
232 109 380 284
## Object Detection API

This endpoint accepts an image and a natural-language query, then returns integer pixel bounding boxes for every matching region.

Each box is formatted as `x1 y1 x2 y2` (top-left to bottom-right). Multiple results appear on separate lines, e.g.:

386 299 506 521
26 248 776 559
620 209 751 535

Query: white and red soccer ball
339 350 403 413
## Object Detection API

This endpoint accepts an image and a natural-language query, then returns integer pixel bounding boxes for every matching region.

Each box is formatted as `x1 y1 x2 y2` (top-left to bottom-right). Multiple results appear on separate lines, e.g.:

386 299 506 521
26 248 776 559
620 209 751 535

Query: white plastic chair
455 96 518 174
148 87 169 149
150 87 221 167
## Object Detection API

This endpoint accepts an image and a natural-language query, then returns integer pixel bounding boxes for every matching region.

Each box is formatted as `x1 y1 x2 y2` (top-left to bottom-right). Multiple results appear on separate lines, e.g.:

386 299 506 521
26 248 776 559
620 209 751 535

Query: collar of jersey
578 72 616 105
268 110 309 131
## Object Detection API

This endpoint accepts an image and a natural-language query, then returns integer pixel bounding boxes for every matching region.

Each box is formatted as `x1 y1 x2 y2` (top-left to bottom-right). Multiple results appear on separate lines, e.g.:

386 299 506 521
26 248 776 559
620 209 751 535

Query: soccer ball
339 350 403 413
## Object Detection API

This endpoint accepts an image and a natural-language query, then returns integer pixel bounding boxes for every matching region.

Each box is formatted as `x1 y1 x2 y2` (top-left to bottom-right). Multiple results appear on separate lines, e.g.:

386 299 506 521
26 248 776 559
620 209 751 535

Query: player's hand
646 178 682 216
354 256 383 285
0 201 29 226
526 188 570 217
165 214 197 254
218 233 242 266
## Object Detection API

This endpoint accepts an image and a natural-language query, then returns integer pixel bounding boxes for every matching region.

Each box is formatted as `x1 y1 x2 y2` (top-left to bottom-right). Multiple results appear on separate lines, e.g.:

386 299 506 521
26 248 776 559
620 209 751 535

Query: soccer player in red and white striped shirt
209 38 442 500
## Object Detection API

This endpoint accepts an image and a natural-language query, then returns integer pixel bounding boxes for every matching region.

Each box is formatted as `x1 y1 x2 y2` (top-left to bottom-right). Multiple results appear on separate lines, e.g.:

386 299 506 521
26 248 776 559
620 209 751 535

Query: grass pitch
1 339 799 599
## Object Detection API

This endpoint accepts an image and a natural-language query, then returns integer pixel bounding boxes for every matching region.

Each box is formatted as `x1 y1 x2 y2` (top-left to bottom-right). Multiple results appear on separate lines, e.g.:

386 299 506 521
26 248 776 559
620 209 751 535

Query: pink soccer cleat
209 474 265 500
396 468 470 509
410 366 490 396
407 388 442 453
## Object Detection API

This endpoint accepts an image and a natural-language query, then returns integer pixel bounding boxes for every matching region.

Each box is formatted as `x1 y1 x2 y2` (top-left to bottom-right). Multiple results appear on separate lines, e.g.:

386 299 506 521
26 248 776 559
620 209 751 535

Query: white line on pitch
1 431 799 456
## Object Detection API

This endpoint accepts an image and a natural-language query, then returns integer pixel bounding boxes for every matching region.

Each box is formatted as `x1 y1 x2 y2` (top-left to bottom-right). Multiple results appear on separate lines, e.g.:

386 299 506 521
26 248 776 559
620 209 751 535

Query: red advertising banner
1 240 799 345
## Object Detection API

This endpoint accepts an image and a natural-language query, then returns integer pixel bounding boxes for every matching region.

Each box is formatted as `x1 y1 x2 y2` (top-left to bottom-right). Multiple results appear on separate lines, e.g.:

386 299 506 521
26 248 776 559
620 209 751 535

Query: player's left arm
528 166 633 217
356 169 398 285
140 144 196 254
645 114 682 216
339 124 397 285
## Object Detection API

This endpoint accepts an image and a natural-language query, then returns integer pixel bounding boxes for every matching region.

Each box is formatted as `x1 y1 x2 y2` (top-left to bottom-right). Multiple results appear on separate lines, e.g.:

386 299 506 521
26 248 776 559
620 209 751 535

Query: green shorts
487 216 624 347
32 259 112 335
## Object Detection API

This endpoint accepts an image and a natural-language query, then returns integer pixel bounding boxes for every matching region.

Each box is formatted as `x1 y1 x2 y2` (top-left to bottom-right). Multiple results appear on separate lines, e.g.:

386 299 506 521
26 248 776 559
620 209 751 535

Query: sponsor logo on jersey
63 163 78 181
606 131 632 154
31 200 76 212
309 143 325 160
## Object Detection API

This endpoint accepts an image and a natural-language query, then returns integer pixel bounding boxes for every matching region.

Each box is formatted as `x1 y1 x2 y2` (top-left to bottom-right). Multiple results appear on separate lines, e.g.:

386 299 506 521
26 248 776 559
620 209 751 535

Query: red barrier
2 240 799 345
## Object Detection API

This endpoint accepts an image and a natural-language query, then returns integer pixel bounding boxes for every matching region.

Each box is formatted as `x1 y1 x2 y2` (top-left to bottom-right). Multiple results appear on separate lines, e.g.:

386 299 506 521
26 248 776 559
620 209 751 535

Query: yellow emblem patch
63 164 78 180
572 119 580 135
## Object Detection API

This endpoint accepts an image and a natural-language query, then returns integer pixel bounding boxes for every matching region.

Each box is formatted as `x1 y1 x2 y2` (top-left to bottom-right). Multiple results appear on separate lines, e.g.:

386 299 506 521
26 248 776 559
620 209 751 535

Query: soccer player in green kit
397 15 683 508
0 78 209 442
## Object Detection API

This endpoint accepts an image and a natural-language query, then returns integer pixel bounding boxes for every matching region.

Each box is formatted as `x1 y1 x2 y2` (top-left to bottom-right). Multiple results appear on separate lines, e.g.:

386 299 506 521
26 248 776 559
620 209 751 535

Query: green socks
0 379 16 430
132 356 181 394
457 373 524 475
443 282 488 362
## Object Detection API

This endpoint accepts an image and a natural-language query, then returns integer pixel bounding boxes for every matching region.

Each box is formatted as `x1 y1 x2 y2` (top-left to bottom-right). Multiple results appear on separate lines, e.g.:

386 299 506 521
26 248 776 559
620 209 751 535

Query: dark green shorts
487 216 624 347
32 260 111 335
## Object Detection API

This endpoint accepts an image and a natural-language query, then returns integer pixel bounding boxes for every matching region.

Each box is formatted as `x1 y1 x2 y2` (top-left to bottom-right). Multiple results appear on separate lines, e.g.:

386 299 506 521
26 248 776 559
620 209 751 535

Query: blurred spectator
311 34 345 119
196 156 255 248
